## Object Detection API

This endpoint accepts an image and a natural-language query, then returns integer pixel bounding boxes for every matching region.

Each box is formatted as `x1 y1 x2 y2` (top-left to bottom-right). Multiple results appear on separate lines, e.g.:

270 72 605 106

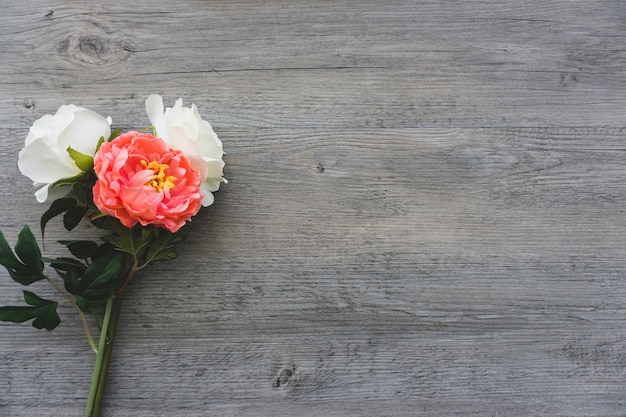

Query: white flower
145 94 226 207
18 105 111 202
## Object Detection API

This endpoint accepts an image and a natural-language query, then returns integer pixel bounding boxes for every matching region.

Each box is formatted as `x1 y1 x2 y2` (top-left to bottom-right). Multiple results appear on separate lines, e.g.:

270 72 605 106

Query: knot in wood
273 366 295 388
59 33 132 67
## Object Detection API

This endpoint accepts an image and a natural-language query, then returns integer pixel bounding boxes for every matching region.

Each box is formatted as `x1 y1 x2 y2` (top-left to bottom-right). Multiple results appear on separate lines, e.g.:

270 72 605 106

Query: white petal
200 184 215 207
196 125 223 158
57 109 111 156
34 184 51 203
168 125 197 155
203 159 225 181
44 184 72 202
55 104 83 121
145 94 164 126
25 115 61 146
18 138 79 183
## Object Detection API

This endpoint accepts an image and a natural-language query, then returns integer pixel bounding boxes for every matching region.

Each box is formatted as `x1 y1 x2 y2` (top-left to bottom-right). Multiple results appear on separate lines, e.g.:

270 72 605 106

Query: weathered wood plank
3 128 626 415
0 1 624 128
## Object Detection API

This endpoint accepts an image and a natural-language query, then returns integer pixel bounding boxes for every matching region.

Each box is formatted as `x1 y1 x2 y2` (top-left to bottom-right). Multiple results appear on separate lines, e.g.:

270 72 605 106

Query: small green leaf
63 206 88 231
0 291 60 331
0 228 45 285
23 290 48 307
0 306 40 324
101 232 130 253
62 267 80 295
47 256 88 273
90 215 126 233
14 226 44 276
144 233 185 265
95 136 106 153
72 182 93 207
8 270 45 285
108 129 123 142
151 247 179 262
75 252 126 308
47 257 86 294
41 198 77 239
58 240 99 259
66 146 94 171
32 304 61 330
133 225 157 258
92 243 115 261
0 230 22 271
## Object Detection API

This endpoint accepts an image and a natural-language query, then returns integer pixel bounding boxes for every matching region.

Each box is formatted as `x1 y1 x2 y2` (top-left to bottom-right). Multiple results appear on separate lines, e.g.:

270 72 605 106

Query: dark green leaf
58 240 99 259
0 292 60 331
150 247 179 262
75 252 126 308
23 290 48 307
133 225 157 258
46 257 85 294
72 182 93 207
14 226 44 276
40 198 77 239
31 304 61 330
90 215 126 233
0 228 44 285
63 206 88 231
62 267 80 295
0 229 22 270
144 233 185 266
100 232 131 253
0 306 40 323
7 269 45 285
92 243 115 261
47 257 87 273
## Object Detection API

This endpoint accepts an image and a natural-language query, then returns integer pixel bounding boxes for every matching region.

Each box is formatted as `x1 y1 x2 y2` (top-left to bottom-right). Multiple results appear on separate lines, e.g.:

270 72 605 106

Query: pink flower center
141 159 177 192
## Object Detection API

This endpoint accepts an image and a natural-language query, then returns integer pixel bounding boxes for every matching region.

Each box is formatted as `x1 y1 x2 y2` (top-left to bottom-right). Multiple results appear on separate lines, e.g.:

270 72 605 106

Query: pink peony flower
93 131 203 232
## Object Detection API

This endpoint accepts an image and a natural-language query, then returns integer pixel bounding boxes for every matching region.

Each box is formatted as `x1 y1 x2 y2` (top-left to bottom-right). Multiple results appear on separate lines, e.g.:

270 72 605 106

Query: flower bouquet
0 95 226 416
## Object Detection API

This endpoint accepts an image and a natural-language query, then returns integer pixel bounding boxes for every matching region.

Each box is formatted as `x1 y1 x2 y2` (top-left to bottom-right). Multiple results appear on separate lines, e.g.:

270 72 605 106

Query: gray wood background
1 1 625 416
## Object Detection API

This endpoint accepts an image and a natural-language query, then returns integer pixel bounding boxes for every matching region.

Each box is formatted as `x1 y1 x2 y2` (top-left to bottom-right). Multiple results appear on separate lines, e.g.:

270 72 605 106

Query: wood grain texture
1 1 625 416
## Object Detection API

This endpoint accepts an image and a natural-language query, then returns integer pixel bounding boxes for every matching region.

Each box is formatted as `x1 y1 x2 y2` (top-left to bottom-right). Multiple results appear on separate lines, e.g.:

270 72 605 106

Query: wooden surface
1 1 625 416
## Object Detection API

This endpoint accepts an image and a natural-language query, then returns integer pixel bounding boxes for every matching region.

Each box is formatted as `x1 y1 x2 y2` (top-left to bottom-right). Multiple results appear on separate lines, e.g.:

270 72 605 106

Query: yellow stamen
141 160 177 192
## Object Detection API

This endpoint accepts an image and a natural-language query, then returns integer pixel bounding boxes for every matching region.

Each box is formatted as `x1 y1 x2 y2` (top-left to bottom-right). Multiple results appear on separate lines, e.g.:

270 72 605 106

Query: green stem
45 276 97 352
85 295 124 417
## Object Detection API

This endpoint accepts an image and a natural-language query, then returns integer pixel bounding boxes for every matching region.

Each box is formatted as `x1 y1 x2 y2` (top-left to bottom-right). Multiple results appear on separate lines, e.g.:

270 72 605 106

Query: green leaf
92 243 115 261
47 256 88 273
41 198 77 239
62 267 80 295
58 240 99 259
0 229 22 271
63 206 88 231
101 232 131 253
46 257 86 294
108 129 123 142
0 228 45 285
72 182 93 207
14 226 44 276
90 215 126 232
66 146 94 171
144 233 185 265
134 225 157 258
7 270 46 286
23 290 48 307
95 136 106 153
0 291 60 331
75 252 126 308
0 306 41 324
